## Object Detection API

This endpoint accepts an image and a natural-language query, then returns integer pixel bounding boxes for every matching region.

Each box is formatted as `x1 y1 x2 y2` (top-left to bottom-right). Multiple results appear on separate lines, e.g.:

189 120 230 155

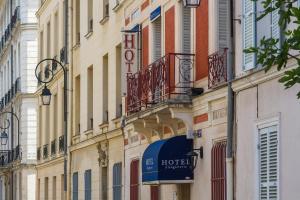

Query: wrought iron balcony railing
37 147 41 161
15 77 21 94
11 6 20 28
59 135 64 153
0 150 13 167
208 48 228 88
43 144 49 159
13 145 20 160
126 53 195 114
51 139 56 156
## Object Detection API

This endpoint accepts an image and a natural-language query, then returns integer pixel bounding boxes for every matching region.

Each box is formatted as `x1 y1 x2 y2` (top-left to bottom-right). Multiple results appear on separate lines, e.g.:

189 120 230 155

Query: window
211 141 227 200
84 170 92 200
115 45 122 117
40 31 44 60
130 159 139 200
75 75 81 134
243 0 280 70
61 174 65 200
182 7 191 53
75 0 80 43
103 0 110 18
102 167 108 200
54 12 59 56
113 163 122 200
87 67 93 129
53 176 56 200
87 0 93 32
258 125 279 200
44 177 49 200
37 179 40 200
103 54 108 122
73 172 78 200
218 0 230 50
47 22 51 58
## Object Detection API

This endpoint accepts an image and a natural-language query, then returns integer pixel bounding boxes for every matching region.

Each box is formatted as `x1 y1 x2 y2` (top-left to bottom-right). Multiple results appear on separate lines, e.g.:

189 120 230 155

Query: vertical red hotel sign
123 31 138 74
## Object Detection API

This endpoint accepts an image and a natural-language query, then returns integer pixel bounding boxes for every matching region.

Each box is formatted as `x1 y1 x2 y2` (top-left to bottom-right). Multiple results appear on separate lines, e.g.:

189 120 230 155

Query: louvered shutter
73 172 78 200
130 159 139 200
243 0 256 70
259 126 278 200
218 0 230 50
152 18 161 61
150 185 159 200
113 163 122 200
84 170 92 200
182 7 191 53
271 1 281 48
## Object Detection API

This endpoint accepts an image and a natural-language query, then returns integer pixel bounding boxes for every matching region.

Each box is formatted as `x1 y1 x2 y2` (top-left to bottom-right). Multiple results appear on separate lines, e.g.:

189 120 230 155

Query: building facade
35 0 70 199
0 0 39 200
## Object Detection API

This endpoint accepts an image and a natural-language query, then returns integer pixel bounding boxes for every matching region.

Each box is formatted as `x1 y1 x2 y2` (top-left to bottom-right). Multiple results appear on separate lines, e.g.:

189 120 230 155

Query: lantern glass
0 131 8 146
187 151 198 170
41 86 52 105
183 0 201 8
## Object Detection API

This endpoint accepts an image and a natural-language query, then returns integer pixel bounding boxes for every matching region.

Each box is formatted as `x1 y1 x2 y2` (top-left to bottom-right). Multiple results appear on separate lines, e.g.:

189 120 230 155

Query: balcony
51 139 56 156
37 147 41 161
208 48 228 89
59 135 64 153
0 150 13 167
126 53 195 115
43 144 48 159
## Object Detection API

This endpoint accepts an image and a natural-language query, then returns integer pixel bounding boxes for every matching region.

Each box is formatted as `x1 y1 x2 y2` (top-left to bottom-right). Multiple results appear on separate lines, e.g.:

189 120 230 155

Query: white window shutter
218 0 230 50
152 17 161 61
182 7 191 53
259 126 279 200
243 0 256 70
271 1 281 48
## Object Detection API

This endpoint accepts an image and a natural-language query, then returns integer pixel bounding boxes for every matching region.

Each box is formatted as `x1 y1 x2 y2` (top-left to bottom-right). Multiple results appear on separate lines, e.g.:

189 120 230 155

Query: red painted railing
126 53 195 114
208 48 228 89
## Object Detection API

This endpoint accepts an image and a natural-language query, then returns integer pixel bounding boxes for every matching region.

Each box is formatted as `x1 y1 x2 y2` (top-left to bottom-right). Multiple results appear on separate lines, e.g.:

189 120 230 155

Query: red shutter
165 6 175 90
150 185 159 200
196 0 209 80
211 142 227 200
142 26 149 69
130 159 139 200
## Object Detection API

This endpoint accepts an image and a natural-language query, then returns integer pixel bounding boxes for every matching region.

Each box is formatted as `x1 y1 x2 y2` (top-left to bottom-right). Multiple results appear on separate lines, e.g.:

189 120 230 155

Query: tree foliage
244 0 300 98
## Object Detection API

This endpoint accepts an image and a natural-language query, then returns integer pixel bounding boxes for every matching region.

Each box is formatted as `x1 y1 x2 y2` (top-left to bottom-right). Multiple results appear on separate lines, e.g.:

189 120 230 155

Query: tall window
84 170 92 200
102 54 108 122
73 172 78 200
182 7 191 53
102 167 108 200
44 177 49 200
130 159 139 200
54 12 59 56
102 0 109 18
87 67 93 129
47 22 51 58
75 75 81 134
243 0 280 70
75 0 80 43
211 141 227 200
115 45 122 117
113 163 122 200
61 174 64 200
53 176 56 200
258 125 279 200
87 0 93 32
40 31 44 60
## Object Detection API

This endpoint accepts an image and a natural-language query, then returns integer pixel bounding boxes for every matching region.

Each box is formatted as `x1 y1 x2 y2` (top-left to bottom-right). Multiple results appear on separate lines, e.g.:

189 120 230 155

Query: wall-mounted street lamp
187 146 204 170
35 58 68 193
183 0 201 8
0 131 8 146
41 85 52 106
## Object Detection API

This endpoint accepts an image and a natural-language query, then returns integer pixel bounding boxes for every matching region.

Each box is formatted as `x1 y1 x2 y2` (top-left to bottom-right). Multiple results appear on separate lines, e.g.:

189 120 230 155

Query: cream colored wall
235 78 300 200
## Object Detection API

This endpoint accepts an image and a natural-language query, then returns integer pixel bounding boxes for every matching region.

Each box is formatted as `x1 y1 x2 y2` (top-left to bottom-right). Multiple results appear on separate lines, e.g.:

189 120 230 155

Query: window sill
84 31 93 39
99 16 109 25
84 129 94 139
112 3 122 12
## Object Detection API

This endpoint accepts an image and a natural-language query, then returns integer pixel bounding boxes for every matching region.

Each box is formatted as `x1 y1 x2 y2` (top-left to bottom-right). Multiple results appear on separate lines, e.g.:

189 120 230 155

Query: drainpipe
226 0 235 200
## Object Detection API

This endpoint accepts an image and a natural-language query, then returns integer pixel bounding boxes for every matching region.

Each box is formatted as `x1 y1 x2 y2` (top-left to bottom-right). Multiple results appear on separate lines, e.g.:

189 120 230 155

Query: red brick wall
142 26 149 69
196 0 209 80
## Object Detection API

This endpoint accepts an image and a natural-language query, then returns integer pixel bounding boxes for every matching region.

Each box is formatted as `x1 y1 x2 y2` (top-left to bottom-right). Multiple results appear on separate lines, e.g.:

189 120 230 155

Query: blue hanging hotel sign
142 135 194 184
